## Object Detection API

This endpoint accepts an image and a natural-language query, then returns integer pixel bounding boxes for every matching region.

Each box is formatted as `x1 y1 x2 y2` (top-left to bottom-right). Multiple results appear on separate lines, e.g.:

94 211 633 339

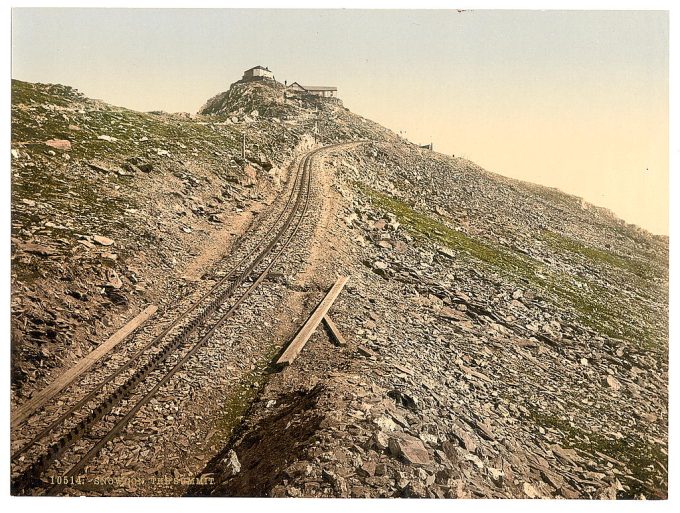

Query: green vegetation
528 409 667 499
209 343 281 448
211 373 261 448
10 78 251 239
11 79 242 162
359 184 534 275
540 229 658 282
11 80 81 107
526 180 665 265
358 184 663 351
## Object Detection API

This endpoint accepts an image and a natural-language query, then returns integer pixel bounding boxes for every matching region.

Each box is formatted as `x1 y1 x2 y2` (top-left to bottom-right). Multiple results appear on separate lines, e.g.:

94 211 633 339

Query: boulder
388 435 432 465
93 235 115 246
45 139 71 150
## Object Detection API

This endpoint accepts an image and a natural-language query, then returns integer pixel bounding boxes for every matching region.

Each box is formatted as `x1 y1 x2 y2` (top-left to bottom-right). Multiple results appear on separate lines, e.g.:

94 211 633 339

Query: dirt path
179 206 264 283
185 145 364 497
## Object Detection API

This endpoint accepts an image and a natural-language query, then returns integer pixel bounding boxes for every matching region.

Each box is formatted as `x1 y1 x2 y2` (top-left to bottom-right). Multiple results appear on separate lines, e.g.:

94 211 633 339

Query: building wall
287 84 338 97
252 68 273 78
243 68 273 80
308 90 337 97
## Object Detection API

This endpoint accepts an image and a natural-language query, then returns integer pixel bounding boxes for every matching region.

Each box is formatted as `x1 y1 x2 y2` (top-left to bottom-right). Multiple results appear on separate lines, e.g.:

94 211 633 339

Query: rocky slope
11 77 668 499
10 78 312 397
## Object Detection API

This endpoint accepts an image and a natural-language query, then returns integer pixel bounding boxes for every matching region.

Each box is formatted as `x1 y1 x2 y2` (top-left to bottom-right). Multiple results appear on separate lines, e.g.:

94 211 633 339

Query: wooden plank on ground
11 304 158 429
323 314 347 346
277 276 349 366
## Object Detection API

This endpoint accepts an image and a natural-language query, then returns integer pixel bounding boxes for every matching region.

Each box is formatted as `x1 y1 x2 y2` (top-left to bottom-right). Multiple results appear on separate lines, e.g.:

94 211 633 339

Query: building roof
287 83 337 93
245 65 271 72
302 85 337 91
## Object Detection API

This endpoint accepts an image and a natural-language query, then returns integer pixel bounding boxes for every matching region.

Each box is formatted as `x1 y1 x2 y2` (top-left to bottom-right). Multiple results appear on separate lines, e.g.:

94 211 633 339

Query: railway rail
11 142 352 495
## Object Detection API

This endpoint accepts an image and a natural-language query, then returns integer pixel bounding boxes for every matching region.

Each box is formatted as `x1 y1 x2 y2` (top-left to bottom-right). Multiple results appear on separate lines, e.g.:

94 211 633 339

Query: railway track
11 143 349 495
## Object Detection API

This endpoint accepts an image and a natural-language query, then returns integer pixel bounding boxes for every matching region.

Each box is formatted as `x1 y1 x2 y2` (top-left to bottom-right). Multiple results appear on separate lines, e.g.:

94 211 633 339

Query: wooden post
242 133 246 159
277 276 349 366
323 315 347 346
11 305 157 428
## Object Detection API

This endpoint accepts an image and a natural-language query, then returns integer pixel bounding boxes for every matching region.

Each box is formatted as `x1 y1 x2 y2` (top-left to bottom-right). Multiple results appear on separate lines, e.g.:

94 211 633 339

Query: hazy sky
11 9 669 234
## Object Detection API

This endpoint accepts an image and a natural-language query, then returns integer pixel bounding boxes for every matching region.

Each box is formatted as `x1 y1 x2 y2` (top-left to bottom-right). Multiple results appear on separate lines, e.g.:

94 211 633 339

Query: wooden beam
11 304 158 429
323 314 347 347
277 276 349 366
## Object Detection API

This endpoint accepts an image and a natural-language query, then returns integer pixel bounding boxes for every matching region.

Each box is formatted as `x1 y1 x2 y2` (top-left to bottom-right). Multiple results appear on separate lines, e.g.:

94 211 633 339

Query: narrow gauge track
11 150 304 463
11 143 339 495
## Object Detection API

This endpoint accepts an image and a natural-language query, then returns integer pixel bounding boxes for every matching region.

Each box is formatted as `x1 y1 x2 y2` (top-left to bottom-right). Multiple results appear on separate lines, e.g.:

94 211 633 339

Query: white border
2 2 676 513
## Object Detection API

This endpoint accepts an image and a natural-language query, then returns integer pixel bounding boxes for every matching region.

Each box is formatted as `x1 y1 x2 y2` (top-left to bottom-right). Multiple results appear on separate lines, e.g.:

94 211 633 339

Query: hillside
10 78 377 388
10 77 668 499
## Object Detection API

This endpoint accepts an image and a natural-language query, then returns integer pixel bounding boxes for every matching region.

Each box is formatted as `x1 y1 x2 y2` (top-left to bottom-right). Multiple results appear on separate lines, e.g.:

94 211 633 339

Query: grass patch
359 184 535 277
528 410 667 499
358 184 663 351
209 343 281 448
541 230 659 282
11 80 81 108
11 79 243 164
211 372 262 448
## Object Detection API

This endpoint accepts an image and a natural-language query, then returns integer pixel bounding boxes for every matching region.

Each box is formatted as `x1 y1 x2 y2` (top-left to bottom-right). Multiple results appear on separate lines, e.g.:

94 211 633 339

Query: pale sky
11 9 669 234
